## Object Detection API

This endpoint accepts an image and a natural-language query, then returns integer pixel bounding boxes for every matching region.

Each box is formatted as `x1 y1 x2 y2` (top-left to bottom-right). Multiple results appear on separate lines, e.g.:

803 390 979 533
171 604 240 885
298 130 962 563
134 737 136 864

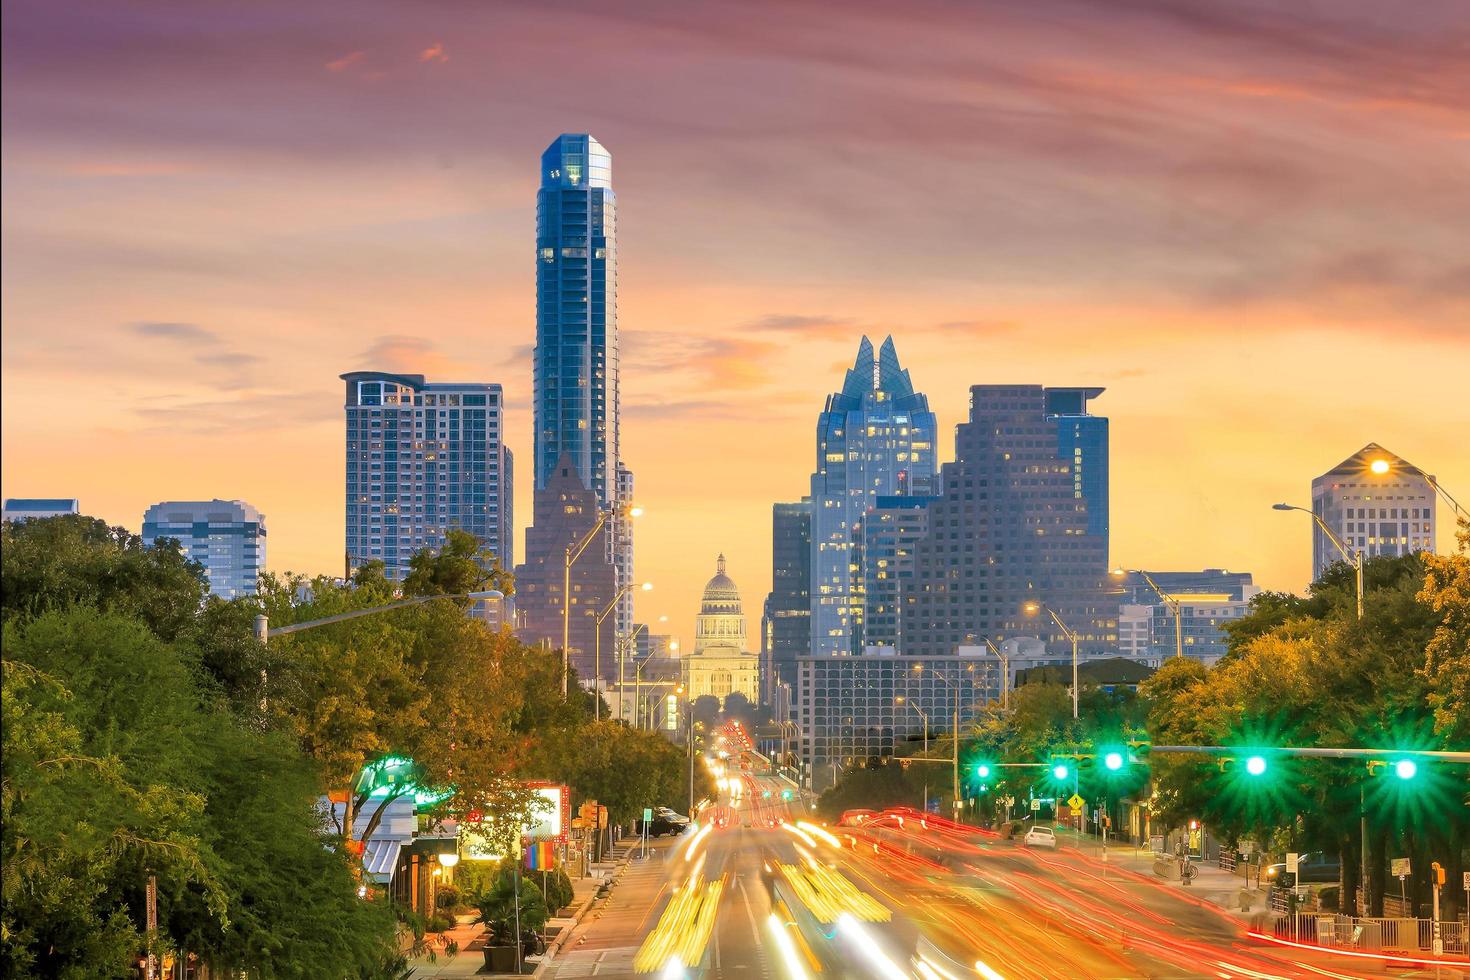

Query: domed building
685 555 760 706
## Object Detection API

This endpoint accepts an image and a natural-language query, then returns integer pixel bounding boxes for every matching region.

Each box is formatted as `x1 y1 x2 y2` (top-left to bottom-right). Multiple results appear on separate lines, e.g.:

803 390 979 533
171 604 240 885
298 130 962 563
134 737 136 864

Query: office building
1146 594 1256 667
533 133 636 638
1311 443 1436 578
3 498 80 522
795 648 990 792
142 499 266 599
762 500 811 704
1117 569 1254 604
685 555 759 705
905 385 1116 660
809 336 937 656
342 371 512 581
513 454 618 684
1117 604 1152 660
851 494 937 653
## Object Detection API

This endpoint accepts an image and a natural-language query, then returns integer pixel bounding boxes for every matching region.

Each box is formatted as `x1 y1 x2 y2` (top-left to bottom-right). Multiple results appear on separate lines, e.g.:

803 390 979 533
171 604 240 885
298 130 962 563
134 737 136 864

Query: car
1265 851 1341 886
654 807 689 825
635 814 687 837
1023 826 1058 849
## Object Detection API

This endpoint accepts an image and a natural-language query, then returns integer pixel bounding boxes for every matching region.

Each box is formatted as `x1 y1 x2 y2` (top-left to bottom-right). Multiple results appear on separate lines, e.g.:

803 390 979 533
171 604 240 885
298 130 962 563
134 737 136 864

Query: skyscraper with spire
532 134 635 635
808 337 937 657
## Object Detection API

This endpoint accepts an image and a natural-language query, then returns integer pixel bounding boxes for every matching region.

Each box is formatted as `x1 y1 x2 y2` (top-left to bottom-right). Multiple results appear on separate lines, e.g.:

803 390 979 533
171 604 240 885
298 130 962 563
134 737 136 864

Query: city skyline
4 0 1468 644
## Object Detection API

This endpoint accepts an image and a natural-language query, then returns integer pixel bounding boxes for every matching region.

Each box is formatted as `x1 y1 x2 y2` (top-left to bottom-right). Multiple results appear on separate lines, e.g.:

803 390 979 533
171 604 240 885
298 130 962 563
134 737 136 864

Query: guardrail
1272 912 1469 958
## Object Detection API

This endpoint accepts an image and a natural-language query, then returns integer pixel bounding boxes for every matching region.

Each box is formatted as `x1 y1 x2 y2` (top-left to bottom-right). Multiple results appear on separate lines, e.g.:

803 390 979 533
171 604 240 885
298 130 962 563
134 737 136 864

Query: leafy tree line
1 519 699 977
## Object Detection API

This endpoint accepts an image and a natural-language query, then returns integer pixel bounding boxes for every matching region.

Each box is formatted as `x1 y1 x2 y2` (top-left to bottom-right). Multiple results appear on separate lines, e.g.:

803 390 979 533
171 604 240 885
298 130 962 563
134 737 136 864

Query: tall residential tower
342 372 512 580
533 134 635 634
808 337 937 657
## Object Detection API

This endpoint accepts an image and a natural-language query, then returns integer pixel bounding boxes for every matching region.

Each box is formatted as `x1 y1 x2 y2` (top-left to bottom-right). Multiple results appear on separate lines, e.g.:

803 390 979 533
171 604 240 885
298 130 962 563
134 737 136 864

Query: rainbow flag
523 841 554 871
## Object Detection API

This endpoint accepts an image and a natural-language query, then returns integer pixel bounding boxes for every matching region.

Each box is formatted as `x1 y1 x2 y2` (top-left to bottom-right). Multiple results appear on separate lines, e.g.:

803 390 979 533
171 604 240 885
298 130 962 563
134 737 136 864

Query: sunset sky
3 0 1467 645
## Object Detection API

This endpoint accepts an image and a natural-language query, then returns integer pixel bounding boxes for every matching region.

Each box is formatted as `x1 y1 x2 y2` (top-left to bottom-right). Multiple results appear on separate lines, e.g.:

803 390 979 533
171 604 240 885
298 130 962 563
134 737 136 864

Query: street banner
524 840 554 871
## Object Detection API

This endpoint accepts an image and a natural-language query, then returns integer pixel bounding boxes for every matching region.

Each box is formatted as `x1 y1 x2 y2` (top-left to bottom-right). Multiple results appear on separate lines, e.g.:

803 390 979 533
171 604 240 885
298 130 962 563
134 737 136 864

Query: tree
402 528 514 599
721 691 755 726
1419 518 1470 743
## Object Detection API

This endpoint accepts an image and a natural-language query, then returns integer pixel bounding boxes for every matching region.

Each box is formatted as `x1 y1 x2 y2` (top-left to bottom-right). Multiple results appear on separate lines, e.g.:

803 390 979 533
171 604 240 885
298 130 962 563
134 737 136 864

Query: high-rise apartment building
342 372 512 580
851 494 937 653
762 500 811 702
3 498 80 522
1311 443 1436 578
532 133 635 636
513 454 618 683
809 337 937 656
905 385 1116 659
143 499 266 599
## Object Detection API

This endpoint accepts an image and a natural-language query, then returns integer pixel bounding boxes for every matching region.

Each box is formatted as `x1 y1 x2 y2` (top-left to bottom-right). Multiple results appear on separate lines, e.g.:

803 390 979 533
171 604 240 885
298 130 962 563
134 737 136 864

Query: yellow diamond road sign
1067 794 1085 811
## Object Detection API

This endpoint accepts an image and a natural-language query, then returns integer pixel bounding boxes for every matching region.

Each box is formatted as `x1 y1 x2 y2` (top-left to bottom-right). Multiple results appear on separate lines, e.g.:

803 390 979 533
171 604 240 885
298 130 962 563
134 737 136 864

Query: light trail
836 914 908 980
765 912 812 980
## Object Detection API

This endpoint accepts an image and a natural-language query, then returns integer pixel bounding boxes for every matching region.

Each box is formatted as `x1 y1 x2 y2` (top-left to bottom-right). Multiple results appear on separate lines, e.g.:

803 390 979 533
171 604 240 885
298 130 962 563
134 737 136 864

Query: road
549 746 1468 979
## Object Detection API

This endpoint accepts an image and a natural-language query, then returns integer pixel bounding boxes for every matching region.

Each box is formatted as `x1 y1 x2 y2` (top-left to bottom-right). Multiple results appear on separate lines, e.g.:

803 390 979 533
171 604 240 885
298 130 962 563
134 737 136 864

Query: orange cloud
420 42 448 63
325 50 367 72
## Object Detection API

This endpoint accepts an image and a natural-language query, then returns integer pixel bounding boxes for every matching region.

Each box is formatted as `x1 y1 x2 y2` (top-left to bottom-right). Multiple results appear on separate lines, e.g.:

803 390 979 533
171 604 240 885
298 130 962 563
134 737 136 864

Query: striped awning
362 838 403 884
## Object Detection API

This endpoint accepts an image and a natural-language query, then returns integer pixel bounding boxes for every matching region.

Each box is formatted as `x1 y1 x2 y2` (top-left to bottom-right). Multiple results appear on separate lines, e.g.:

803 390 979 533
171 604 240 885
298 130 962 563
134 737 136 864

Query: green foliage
1419 518 1470 743
402 527 514 599
816 760 933 821
473 863 547 945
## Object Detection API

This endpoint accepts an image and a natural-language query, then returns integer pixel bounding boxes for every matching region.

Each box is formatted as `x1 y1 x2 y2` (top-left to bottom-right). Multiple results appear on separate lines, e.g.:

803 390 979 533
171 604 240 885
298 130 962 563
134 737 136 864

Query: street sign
1286 852 1299 874
1391 857 1411 878
643 807 653 823
1067 794 1085 811
1030 799 1041 811
1070 806 1083 818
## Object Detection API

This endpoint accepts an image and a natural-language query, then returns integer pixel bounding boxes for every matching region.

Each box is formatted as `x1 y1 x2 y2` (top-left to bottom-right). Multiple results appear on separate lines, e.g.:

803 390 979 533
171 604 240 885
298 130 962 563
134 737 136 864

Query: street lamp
563 503 642 696
1272 503 1363 620
895 696 929 753
1365 456 1466 519
1023 601 1080 719
912 665 961 810
592 582 652 721
977 636 1010 710
1112 568 1183 660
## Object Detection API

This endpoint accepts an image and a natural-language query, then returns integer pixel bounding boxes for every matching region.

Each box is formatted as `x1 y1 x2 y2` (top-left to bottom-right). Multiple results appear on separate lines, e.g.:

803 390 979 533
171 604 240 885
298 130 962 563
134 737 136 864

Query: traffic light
1245 754 1268 776
975 763 992 780
1052 763 1069 781
1102 751 1125 771
1393 758 1418 781
781 789 792 801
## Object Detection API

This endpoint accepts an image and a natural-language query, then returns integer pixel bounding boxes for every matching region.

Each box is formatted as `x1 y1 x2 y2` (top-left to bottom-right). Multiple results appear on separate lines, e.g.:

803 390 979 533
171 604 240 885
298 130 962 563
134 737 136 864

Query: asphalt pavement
547 753 1470 979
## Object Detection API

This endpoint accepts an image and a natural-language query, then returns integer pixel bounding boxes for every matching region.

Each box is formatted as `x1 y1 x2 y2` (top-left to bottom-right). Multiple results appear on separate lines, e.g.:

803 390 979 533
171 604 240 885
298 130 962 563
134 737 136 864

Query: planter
483 944 518 973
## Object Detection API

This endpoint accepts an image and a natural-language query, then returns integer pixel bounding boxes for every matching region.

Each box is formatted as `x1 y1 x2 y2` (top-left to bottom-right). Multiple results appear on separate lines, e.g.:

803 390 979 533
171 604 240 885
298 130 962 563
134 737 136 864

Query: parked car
654 807 689 826
1023 826 1058 849
1265 851 1341 886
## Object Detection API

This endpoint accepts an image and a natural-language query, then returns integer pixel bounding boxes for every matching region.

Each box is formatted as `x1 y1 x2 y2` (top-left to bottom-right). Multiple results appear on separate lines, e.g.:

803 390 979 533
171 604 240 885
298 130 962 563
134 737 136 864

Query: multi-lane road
550 745 1465 979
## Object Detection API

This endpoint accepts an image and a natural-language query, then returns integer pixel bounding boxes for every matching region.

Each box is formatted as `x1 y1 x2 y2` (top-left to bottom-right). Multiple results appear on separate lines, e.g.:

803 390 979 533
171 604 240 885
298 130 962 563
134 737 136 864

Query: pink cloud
325 50 367 72
419 42 447 63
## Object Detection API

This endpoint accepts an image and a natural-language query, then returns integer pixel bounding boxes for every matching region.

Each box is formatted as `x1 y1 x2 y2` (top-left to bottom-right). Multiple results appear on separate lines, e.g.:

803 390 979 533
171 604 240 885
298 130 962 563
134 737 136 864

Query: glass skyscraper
808 337 937 657
341 371 512 581
533 134 634 634
143 499 266 599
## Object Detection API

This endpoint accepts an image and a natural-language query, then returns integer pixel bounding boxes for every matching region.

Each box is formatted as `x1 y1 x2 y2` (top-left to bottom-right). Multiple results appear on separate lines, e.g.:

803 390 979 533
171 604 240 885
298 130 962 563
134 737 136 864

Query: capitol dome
700 554 742 616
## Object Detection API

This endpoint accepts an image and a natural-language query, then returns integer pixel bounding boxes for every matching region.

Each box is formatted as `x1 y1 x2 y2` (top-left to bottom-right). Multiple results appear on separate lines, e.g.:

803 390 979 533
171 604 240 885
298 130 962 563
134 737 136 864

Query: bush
542 867 574 912
426 911 456 934
434 884 464 911
474 863 548 946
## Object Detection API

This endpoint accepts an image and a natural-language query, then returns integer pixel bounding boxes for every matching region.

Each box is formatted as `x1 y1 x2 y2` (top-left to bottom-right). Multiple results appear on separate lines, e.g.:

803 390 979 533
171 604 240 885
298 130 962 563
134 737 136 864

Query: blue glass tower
1045 387 1109 548
532 135 635 635
534 134 618 504
808 337 937 657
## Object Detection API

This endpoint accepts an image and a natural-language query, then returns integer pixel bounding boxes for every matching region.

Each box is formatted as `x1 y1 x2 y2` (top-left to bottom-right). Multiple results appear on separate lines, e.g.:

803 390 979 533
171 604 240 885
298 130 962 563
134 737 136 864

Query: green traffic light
1052 764 1069 780
1393 759 1418 780
976 764 992 779
1245 755 1268 776
1103 751 1124 771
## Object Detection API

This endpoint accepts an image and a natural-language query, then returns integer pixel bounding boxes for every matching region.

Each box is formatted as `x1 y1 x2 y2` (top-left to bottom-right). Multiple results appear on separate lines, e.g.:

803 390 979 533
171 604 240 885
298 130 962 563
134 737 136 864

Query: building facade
795 648 990 792
1311 443 1436 579
685 556 759 706
2 498 80 522
905 385 1117 660
513 454 618 684
1146 594 1255 667
809 336 937 656
143 499 266 599
533 133 635 637
762 500 811 706
851 495 937 653
342 372 512 581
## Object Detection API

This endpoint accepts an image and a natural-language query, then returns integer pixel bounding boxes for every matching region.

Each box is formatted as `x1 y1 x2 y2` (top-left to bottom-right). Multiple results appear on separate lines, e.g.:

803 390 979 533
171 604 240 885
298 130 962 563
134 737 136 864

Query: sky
3 0 1468 647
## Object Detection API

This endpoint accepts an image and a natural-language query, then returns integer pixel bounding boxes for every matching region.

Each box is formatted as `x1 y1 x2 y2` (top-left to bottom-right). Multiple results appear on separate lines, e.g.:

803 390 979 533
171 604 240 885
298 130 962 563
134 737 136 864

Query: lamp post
1113 568 1183 659
912 665 961 811
1366 456 1467 520
591 583 652 720
1273 503 1363 620
1023 601 1079 719
895 696 928 753
563 504 642 697
980 637 1010 709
